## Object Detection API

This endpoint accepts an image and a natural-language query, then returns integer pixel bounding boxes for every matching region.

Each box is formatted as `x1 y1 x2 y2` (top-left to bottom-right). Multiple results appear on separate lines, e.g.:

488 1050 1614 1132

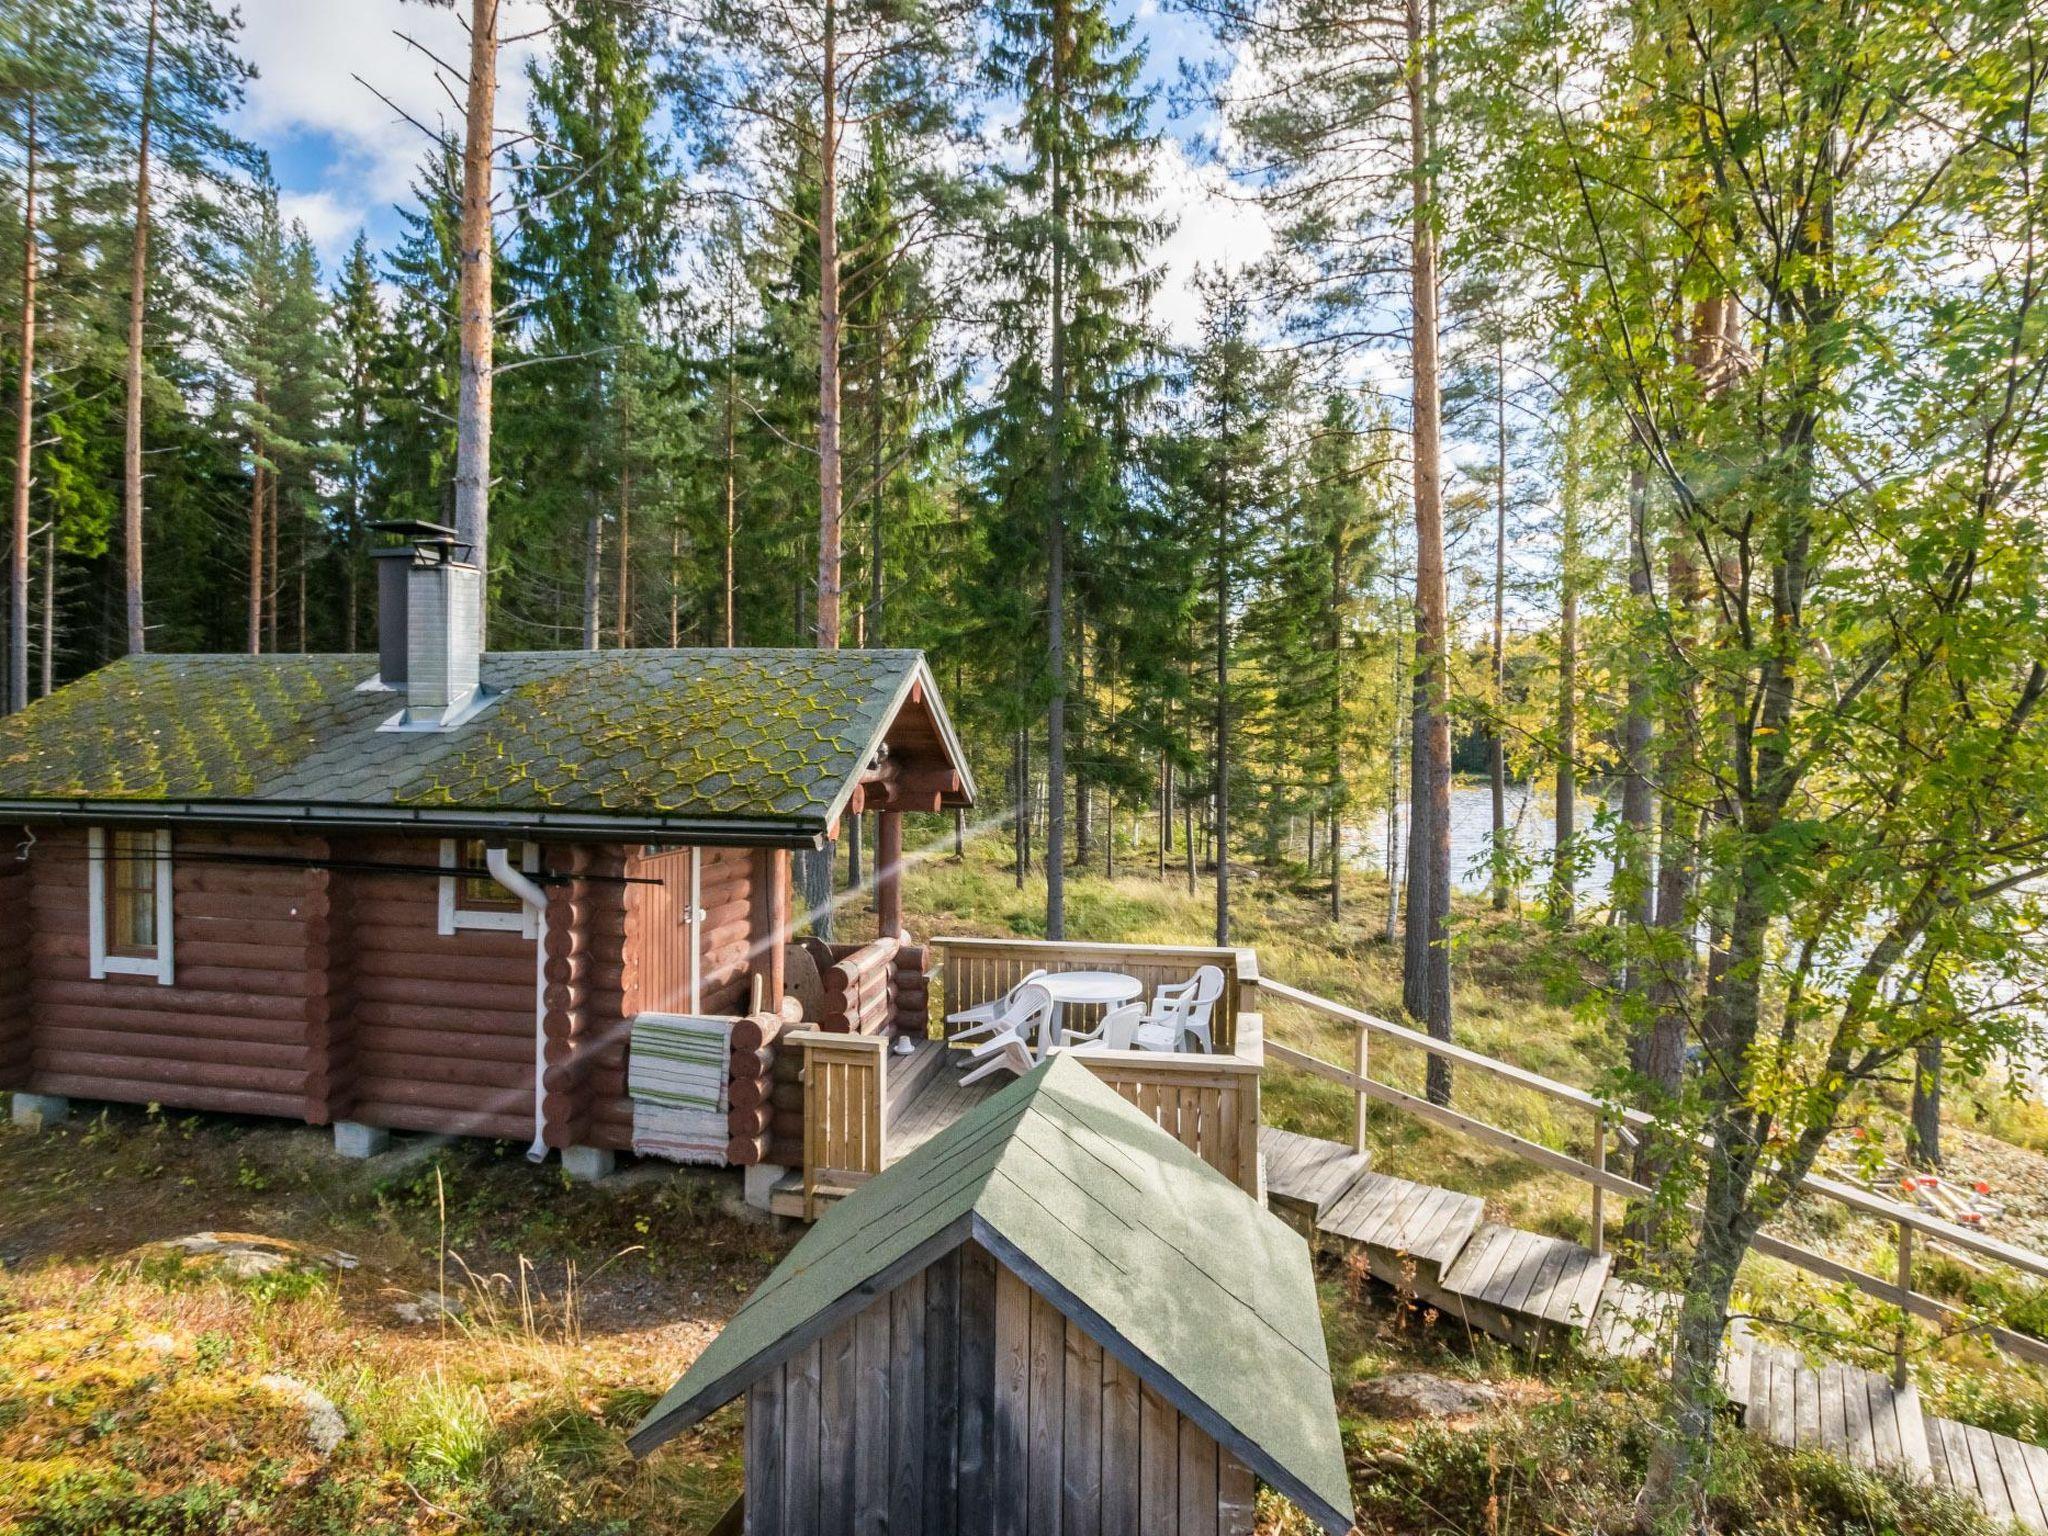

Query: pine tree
110 0 253 653
1 0 114 708
1162 268 1286 944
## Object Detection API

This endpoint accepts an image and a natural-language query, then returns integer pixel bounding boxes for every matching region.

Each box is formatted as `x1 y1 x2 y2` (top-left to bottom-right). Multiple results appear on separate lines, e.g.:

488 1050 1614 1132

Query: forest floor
0 836 2038 1534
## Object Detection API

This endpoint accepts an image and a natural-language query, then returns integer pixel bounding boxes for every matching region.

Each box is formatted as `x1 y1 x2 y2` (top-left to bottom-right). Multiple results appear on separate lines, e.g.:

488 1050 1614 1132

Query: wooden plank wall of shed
22 826 336 1122
742 1240 1256 1536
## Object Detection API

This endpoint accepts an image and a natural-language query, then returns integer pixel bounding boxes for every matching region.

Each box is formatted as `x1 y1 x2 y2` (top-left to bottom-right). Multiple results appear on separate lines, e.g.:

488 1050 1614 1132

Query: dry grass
0 834 2039 1534
0 1110 774 1534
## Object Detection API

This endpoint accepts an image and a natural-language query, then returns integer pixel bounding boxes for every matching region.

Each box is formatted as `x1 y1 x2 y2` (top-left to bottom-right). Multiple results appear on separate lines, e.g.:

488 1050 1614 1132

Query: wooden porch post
876 810 904 940
751 846 789 1011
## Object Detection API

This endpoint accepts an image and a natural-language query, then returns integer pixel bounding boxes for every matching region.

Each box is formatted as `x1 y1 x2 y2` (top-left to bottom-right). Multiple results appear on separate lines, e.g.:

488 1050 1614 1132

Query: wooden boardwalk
1261 1126 2048 1531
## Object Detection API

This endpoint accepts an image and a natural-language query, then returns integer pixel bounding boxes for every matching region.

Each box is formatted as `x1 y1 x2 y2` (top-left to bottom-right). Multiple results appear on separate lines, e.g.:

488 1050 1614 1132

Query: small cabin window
88 826 174 984
438 838 540 937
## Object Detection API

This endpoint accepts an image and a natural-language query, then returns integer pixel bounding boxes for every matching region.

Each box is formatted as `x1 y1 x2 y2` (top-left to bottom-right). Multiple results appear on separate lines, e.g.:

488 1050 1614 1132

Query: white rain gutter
488 844 552 1164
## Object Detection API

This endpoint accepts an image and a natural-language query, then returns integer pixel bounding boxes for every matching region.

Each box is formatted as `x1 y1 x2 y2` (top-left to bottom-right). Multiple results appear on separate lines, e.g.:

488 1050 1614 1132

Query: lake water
1354 788 2048 1103
1348 782 1618 903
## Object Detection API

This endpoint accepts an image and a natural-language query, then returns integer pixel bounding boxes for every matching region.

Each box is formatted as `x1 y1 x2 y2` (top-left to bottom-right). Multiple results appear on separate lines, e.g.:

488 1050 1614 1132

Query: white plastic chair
1141 965 1225 1052
1061 1002 1145 1052
960 984 1055 1085
946 968 1048 1043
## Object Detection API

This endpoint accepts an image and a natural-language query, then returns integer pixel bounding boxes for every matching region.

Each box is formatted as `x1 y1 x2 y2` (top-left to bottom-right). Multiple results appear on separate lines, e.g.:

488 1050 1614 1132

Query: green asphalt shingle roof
0 648 969 844
628 1054 1354 1535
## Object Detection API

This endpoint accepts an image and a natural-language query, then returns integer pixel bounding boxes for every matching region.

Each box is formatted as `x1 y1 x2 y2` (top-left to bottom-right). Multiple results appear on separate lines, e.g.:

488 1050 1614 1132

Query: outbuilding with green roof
629 1052 1357 1536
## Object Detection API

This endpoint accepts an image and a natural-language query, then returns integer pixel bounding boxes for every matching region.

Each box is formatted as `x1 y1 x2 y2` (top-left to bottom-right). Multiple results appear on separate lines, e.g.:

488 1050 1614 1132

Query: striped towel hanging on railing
629 1013 735 1164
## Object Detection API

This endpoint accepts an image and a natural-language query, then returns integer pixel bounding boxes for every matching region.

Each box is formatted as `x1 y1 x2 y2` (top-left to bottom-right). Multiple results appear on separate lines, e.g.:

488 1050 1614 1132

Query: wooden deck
769 1040 1002 1217
1261 1125 2048 1531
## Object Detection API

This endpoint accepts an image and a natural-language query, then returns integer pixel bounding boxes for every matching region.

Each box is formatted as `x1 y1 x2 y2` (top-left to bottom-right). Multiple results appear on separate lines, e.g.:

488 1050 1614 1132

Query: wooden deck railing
1258 976 2048 1376
1065 1017 1264 1197
933 936 1257 1055
790 1030 887 1220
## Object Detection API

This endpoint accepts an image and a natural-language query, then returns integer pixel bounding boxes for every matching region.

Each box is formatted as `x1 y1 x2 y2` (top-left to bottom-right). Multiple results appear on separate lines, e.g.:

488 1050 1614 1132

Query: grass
0 833 2038 1534
0 1111 770 1534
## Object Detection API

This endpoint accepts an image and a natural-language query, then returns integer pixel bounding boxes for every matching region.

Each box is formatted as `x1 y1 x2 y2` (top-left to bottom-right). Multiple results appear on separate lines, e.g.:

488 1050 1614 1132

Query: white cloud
276 187 359 252
1147 136 1275 344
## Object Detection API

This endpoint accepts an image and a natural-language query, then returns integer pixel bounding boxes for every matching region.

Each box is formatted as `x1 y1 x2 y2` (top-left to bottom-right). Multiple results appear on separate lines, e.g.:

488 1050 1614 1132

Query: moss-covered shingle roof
0 648 971 845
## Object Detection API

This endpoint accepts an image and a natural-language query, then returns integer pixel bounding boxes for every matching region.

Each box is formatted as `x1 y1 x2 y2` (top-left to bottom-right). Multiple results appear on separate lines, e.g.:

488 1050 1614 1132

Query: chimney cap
369 518 470 564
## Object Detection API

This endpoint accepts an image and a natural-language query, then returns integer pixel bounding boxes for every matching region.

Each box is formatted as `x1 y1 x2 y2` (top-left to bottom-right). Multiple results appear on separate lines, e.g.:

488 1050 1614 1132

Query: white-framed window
438 837 540 937
88 826 174 985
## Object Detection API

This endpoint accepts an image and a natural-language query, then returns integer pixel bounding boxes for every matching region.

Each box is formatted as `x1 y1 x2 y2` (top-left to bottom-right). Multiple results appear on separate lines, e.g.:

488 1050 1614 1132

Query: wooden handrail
1258 975 2048 1370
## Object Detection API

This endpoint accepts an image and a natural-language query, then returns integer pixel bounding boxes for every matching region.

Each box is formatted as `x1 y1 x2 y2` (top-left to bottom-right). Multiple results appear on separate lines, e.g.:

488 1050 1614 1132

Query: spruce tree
979 0 1163 938
502 0 681 651
330 232 384 652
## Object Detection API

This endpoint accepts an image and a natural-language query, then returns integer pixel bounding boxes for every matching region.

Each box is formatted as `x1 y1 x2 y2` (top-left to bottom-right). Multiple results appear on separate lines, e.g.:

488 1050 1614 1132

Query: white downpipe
488 845 552 1164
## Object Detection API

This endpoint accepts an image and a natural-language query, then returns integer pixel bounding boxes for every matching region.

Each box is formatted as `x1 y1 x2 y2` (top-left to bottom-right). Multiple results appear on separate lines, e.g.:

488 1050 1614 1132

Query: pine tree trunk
122 0 159 656
453 0 498 638
616 390 632 648
11 89 37 714
800 0 846 943
1489 333 1509 910
1213 462 1231 949
723 308 738 647
670 518 681 646
247 454 264 655
1074 621 1090 868
1043 0 1070 941
582 507 602 649
1404 0 1453 1104
264 473 279 652
39 521 53 697
815 0 843 649
1329 504 1346 920
869 360 885 645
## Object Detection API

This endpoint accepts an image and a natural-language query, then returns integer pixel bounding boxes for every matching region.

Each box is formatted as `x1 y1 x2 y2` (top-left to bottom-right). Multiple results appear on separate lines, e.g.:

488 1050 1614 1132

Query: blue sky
231 0 1264 339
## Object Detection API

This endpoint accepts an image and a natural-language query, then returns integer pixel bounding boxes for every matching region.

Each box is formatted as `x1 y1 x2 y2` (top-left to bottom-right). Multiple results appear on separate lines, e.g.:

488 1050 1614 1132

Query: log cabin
626 1052 1355 1536
0 523 974 1180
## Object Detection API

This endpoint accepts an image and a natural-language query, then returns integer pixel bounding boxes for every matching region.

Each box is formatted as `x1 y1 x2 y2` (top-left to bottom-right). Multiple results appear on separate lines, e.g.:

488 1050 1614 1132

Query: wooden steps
1262 1126 2048 1532
1319 1170 1485 1291
1722 1334 1931 1480
1585 1279 1676 1362
1929 1414 2048 1529
1261 1126 1370 1229
1439 1222 1611 1340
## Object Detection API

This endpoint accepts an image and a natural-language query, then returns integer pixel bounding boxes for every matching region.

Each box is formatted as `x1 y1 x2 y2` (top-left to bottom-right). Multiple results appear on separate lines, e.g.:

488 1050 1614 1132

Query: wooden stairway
1261 1126 2048 1530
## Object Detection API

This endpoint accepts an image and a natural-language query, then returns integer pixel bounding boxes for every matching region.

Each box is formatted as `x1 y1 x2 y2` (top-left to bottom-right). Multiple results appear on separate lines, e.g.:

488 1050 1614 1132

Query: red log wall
25 827 336 1121
8 826 804 1158
0 856 31 1089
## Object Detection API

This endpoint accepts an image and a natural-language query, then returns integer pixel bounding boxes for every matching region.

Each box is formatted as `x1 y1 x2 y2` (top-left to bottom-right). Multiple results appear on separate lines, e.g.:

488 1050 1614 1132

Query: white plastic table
1036 970 1143 1055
